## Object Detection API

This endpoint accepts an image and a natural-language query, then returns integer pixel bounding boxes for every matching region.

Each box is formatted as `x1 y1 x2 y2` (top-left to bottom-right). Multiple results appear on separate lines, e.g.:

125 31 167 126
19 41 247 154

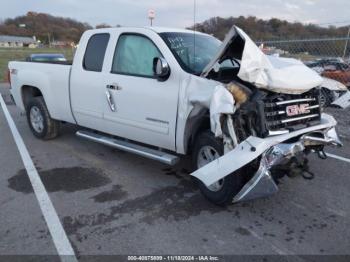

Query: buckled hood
201 26 324 95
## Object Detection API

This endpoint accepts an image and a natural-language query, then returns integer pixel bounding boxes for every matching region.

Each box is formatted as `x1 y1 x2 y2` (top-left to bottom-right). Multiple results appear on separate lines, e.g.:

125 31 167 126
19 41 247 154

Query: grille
263 90 321 135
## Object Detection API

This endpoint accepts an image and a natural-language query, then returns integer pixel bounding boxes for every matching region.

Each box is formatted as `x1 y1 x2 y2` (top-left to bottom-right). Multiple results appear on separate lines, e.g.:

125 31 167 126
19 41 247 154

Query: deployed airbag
202 26 324 94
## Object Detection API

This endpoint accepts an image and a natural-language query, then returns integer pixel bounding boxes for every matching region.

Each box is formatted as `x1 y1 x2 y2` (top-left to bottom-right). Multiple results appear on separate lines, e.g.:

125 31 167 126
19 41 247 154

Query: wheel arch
183 108 211 155
21 85 44 108
19 84 57 120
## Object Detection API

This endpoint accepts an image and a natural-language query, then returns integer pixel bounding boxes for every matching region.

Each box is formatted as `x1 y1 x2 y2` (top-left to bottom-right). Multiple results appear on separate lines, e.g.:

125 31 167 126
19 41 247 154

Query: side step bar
76 130 179 166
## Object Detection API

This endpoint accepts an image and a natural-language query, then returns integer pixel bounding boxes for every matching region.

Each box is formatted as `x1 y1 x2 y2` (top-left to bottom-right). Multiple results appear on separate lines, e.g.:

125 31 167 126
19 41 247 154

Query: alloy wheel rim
197 145 224 192
30 106 44 133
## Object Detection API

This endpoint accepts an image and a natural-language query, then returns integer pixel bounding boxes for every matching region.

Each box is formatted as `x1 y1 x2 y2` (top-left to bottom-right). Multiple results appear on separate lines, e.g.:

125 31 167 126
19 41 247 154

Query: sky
0 0 349 28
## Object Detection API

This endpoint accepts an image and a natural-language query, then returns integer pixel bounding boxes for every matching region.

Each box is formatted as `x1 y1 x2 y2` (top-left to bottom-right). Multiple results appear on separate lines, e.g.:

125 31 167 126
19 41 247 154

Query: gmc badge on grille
286 104 310 117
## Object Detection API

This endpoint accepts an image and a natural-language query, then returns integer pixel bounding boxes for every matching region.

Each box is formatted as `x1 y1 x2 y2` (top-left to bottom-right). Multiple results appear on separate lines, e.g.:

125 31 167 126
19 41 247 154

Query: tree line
190 16 350 41
0 12 92 44
0 12 349 45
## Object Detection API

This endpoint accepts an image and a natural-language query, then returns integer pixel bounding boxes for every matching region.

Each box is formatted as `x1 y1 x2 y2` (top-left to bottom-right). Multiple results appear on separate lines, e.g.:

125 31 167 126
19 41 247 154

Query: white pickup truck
8 25 350 205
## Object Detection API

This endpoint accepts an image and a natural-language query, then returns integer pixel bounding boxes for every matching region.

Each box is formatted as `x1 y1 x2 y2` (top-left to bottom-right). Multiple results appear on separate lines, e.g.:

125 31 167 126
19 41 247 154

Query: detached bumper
233 127 341 203
191 113 339 202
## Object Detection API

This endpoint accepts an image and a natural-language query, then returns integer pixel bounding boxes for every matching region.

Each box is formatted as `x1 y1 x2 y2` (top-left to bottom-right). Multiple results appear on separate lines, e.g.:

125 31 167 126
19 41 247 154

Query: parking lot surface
1 83 350 259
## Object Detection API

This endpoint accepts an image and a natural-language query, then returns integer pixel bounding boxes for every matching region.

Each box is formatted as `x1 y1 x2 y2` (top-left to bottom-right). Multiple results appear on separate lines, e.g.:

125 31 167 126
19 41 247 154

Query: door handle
107 83 122 90
105 90 116 112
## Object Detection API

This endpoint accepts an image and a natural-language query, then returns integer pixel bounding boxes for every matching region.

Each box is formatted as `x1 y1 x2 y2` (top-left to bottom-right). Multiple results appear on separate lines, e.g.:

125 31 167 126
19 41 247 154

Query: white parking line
0 95 77 262
326 152 350 164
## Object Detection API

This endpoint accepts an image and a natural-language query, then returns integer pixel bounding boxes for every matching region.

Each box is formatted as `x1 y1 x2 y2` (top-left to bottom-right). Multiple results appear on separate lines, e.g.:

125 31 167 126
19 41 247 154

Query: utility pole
343 26 350 59
47 33 51 48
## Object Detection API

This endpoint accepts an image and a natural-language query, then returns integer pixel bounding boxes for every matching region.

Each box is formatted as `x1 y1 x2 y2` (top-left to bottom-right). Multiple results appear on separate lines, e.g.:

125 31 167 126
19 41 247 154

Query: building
0 35 38 48
51 41 73 48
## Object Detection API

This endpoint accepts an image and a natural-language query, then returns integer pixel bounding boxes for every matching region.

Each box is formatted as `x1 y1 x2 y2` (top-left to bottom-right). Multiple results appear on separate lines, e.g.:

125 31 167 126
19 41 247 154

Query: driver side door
102 33 180 151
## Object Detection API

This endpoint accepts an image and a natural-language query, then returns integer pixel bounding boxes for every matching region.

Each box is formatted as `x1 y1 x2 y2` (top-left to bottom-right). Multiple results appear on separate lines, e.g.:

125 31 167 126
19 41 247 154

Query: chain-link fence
258 37 350 87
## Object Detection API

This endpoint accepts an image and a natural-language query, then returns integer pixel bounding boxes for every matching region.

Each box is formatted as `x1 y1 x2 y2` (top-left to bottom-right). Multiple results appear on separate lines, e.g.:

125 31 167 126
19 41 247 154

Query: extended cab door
70 32 111 131
102 31 180 151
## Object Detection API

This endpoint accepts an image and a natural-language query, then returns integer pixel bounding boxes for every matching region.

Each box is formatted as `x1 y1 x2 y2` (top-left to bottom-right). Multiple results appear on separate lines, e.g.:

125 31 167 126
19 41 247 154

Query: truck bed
8 61 75 124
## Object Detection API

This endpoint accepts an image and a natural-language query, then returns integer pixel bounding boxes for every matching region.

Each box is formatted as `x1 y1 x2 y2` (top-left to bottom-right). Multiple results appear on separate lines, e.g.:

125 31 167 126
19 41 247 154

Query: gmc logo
286 104 310 117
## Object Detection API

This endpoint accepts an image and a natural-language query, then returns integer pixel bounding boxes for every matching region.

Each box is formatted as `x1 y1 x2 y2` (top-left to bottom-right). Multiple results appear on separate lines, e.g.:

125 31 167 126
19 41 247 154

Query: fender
182 108 210 154
15 70 54 115
10 64 74 123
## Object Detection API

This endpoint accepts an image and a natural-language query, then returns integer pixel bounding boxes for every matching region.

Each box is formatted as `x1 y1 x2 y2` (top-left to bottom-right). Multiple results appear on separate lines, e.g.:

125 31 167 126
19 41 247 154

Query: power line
315 20 350 26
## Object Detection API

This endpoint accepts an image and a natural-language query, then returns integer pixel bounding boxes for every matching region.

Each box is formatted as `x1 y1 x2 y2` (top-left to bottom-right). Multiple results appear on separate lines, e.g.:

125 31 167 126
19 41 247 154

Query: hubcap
197 146 224 192
30 106 44 133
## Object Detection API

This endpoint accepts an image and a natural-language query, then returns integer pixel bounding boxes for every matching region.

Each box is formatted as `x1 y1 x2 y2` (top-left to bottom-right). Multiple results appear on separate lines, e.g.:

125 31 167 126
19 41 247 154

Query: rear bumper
191 113 339 202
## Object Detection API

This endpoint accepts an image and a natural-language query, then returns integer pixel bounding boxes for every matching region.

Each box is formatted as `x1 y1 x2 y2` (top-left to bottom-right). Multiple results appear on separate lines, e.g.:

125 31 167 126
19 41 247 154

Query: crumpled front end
185 24 349 204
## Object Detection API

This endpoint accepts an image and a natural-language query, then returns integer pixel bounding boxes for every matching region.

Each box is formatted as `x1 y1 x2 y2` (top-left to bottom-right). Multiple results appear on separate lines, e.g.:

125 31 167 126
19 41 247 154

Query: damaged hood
201 26 323 94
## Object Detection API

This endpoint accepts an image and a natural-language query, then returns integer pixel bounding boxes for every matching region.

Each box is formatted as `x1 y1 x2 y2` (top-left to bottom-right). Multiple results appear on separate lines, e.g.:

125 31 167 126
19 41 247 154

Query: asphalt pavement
0 83 350 261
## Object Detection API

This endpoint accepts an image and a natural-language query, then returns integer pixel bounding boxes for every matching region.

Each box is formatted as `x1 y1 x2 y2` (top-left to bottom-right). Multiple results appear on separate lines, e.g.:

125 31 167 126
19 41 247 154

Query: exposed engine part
271 153 307 181
222 114 249 154
318 150 328 160
226 81 252 107
223 133 234 153
276 156 315 181
302 127 343 148
226 115 239 147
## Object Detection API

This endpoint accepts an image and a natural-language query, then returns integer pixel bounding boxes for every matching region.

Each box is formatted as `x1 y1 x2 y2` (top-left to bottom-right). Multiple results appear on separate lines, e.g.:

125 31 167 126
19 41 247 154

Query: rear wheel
26 97 60 140
192 131 244 206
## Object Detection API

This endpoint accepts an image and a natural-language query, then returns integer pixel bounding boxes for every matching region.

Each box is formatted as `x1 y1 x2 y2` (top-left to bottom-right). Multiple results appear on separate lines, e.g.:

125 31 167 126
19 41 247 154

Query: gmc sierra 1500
8 25 350 205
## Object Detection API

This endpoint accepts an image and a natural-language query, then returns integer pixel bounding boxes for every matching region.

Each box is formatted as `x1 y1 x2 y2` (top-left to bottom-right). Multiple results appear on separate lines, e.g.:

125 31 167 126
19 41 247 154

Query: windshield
160 32 222 75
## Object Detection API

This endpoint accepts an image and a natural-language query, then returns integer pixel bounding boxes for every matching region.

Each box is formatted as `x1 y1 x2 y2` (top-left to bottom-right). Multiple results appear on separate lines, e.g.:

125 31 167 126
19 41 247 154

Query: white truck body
10 27 227 154
8 25 350 204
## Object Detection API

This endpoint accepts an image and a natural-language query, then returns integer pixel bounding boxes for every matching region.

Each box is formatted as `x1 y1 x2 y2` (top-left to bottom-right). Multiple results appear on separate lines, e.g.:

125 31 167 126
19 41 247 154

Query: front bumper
191 113 340 202
233 127 341 202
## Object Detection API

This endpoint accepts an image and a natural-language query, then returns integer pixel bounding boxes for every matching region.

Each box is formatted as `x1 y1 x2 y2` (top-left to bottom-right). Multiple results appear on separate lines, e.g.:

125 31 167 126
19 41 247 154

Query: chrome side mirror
153 57 170 81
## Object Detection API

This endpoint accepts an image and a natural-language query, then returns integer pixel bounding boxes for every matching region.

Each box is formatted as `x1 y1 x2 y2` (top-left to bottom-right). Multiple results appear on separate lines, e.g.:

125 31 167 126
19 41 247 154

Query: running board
76 130 179 166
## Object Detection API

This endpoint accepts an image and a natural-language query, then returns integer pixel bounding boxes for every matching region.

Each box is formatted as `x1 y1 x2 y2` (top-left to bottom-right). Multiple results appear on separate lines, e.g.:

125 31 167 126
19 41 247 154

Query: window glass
83 33 110 72
220 59 240 69
160 32 222 74
112 34 162 77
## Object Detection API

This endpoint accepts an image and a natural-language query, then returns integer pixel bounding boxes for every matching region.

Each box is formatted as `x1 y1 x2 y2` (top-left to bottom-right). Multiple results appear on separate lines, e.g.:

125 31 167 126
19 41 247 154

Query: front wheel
192 131 244 206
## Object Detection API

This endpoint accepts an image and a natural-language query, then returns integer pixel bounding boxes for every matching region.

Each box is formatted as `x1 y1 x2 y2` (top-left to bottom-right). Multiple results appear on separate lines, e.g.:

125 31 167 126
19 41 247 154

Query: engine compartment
220 80 323 139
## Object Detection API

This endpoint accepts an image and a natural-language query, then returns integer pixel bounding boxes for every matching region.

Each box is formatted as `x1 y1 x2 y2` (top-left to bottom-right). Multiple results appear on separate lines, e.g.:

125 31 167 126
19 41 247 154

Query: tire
26 96 60 140
192 130 244 206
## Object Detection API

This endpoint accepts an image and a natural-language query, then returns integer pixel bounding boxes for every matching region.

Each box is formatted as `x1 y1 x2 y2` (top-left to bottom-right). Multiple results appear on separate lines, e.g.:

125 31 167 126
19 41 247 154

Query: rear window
83 33 110 72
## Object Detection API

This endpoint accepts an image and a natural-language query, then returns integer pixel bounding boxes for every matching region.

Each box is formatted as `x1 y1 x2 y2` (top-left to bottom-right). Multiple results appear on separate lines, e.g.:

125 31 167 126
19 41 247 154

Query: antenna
193 0 196 69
